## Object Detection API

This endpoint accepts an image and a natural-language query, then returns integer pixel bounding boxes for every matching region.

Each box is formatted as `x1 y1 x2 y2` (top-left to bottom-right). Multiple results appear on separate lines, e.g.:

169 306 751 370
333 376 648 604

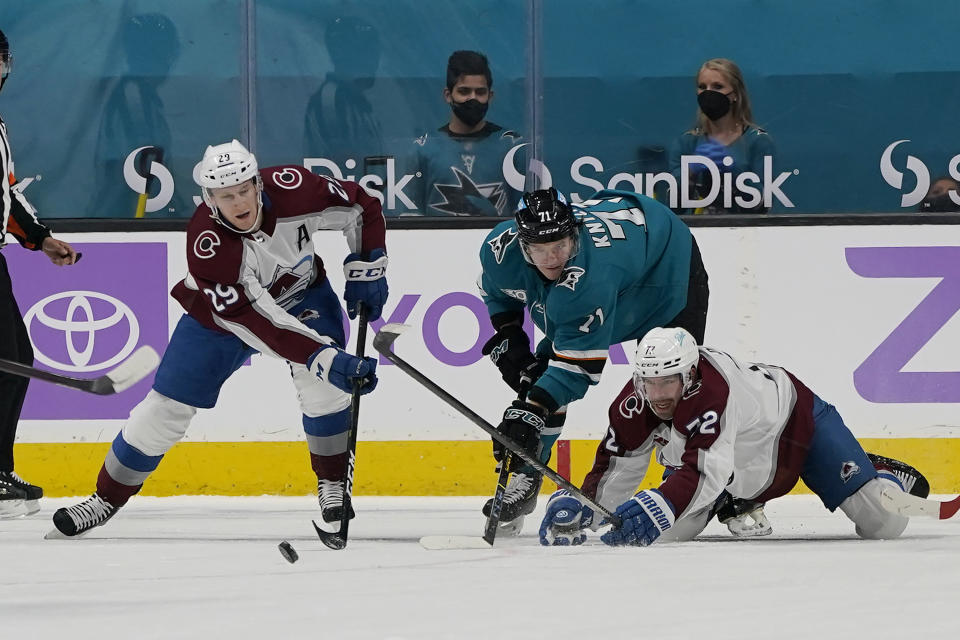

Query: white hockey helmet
633 327 700 395
193 139 263 233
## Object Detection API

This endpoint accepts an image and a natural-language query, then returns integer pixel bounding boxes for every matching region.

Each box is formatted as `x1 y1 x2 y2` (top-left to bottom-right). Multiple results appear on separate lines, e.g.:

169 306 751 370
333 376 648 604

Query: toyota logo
23 291 141 373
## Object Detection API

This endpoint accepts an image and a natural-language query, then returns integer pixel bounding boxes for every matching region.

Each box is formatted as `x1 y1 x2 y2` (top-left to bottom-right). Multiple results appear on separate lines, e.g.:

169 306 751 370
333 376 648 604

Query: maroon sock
96 465 141 507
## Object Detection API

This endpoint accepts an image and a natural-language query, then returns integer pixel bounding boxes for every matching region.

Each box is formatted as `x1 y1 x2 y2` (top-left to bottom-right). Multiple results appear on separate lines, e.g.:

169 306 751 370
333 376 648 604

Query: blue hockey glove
692 140 733 172
307 344 378 394
539 489 595 546
600 489 675 547
343 248 388 321
494 400 546 472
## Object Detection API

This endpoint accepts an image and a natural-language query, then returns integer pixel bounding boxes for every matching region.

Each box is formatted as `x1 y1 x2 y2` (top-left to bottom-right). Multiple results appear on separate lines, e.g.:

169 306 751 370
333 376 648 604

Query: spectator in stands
668 58 775 215
404 50 523 216
918 176 960 212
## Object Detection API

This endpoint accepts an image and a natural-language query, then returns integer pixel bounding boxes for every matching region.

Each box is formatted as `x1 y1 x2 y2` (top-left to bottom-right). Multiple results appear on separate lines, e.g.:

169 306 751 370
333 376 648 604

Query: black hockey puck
278 540 299 564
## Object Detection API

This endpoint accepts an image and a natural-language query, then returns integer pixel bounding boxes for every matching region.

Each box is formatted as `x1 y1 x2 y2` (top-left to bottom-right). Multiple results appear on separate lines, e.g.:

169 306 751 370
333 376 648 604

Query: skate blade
420 535 494 550
497 515 525 537
24 499 40 516
0 499 28 520
43 526 91 540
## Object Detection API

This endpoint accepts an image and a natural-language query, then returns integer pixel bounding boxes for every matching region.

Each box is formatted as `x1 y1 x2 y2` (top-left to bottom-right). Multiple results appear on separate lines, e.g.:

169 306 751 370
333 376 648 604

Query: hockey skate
0 475 27 519
0 471 42 516
47 493 118 538
482 471 543 536
867 453 930 498
318 478 355 527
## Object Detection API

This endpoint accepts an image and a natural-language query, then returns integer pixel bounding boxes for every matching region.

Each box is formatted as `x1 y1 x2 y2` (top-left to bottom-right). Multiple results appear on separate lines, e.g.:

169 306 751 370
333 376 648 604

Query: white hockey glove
715 495 773 537
724 504 772 537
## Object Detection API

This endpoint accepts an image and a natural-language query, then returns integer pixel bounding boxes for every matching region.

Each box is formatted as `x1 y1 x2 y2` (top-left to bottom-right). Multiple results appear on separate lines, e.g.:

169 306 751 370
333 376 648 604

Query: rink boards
8 225 960 495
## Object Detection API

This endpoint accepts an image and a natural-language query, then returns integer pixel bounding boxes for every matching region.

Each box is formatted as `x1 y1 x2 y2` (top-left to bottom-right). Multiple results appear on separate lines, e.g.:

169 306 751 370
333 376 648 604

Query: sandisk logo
880 140 930 207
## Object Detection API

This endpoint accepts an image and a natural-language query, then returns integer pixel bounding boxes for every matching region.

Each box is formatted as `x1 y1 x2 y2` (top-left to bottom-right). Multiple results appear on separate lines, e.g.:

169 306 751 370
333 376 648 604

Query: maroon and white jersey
171 165 386 364
582 347 816 518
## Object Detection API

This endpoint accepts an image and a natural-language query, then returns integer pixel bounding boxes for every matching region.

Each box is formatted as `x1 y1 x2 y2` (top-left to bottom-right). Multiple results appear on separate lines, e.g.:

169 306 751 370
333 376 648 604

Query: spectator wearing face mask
403 50 522 216
668 58 776 214
918 176 960 212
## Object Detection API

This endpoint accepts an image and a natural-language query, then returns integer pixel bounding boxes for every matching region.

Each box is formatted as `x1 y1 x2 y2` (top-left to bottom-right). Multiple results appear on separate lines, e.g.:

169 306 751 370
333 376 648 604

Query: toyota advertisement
7 242 169 419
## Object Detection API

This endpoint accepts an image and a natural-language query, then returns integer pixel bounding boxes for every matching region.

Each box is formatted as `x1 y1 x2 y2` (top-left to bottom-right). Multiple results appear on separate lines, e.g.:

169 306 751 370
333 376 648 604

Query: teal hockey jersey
405 122 523 216
479 189 693 409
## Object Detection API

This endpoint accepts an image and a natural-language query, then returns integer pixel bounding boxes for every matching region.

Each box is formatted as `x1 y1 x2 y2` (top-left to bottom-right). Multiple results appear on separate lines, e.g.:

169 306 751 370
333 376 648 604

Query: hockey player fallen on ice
477 187 709 531
50 140 387 538
538 327 929 546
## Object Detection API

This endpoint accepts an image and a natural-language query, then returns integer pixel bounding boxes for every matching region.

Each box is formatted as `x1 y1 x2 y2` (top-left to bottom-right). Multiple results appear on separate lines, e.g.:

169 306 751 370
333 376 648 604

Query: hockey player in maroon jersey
51 140 387 537
539 327 928 546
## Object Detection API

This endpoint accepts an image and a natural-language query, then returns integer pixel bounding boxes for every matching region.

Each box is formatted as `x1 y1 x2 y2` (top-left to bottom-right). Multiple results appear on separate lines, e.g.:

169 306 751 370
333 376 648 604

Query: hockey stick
482 453 512 545
372 323 620 529
313 305 369 550
482 380 532 545
0 345 160 395
879 484 960 520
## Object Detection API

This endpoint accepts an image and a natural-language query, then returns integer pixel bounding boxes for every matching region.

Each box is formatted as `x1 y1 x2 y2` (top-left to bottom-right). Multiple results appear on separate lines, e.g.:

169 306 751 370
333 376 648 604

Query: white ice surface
2 495 958 640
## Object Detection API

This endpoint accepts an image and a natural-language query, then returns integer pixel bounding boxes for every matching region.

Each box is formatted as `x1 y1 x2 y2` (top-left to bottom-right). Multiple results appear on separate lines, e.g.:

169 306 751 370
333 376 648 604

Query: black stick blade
312 520 347 550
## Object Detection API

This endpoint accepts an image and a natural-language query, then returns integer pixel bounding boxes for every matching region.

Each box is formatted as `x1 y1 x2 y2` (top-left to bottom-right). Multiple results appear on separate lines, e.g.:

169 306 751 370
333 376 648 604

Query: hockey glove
307 344 378 395
481 324 546 394
494 400 546 472
539 489 594 546
343 248 389 321
716 496 772 537
601 489 675 547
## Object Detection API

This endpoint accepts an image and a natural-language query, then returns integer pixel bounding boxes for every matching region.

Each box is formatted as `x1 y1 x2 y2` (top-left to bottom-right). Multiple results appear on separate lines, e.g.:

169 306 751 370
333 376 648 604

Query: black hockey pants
0 252 33 472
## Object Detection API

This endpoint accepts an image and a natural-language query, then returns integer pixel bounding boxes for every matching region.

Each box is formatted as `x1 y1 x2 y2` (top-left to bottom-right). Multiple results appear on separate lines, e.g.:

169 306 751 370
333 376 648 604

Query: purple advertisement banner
7 243 169 419
847 246 960 403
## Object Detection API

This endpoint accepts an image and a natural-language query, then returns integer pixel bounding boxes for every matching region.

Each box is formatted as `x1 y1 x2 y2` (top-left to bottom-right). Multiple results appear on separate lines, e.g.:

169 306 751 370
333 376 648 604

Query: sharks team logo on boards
487 227 518 264
556 267 586 291
433 167 505 216
840 461 861 483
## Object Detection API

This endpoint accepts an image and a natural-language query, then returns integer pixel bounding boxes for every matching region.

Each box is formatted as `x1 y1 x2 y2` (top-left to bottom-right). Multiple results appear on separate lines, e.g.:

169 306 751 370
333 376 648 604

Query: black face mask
451 98 489 127
697 90 732 121
919 193 958 212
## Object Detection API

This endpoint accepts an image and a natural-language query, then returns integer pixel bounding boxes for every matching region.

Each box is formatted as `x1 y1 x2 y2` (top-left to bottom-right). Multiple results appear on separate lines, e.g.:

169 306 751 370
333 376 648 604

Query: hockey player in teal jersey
404 50 522 216
477 187 709 529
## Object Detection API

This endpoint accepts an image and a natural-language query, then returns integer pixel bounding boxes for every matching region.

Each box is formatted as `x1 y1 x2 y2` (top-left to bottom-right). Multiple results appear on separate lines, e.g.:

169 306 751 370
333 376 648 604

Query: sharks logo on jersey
487 227 518 264
502 289 527 302
556 266 586 291
432 167 506 216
